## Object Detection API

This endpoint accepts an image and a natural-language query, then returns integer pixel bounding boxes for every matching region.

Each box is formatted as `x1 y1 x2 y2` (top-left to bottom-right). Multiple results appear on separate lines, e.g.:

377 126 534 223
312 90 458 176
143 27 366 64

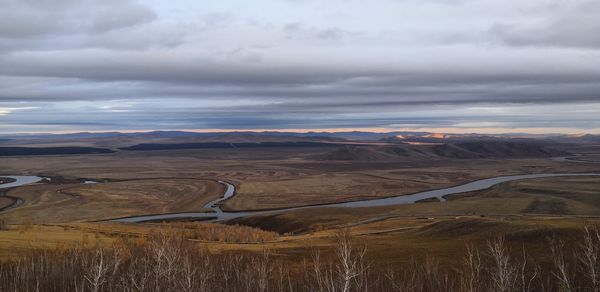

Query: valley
1 132 600 291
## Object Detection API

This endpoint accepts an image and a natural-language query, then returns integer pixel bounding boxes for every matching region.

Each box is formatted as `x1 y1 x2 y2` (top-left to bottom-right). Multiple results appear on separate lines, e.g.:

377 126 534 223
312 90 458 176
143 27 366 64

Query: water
113 172 600 223
0 176 43 189
0 176 43 210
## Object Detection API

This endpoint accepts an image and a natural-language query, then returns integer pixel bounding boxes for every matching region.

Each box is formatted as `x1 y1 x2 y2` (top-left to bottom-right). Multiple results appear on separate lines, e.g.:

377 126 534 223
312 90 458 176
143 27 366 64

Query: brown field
1 145 600 291
0 179 223 223
0 197 14 210
447 176 600 215
1 215 598 269
1 147 599 215
227 174 600 235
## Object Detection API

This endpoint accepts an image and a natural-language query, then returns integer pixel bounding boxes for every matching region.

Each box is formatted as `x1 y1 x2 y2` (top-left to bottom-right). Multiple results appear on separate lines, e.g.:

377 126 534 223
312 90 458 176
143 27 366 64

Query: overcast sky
1 0 599 134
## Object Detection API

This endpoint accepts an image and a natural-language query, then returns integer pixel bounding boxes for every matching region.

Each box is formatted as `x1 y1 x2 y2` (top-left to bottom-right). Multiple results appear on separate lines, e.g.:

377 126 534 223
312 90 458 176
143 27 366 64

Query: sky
1 0 599 134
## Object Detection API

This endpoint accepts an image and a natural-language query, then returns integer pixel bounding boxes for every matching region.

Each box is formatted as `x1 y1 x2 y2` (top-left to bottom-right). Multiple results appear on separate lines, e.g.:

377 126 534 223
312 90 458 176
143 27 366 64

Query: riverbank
0 177 16 185
113 172 600 223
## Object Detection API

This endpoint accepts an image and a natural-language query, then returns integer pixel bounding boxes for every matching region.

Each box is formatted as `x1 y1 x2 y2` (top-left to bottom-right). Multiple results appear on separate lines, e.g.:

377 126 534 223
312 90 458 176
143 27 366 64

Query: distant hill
1 130 597 150
320 146 402 161
380 133 514 144
121 141 340 151
0 147 114 156
0 129 516 145
0 131 343 148
320 141 568 161
548 134 600 144
432 141 567 158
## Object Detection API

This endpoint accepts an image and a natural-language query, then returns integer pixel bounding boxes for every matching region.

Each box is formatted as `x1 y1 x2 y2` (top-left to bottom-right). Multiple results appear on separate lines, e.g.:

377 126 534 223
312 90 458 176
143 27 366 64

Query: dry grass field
1 145 600 291
447 176 600 215
0 197 14 210
2 147 599 214
0 179 223 223
1 215 598 270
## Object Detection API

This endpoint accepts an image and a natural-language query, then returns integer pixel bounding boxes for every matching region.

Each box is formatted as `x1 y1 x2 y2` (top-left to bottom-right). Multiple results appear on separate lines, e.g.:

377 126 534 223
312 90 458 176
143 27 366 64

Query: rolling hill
320 141 568 161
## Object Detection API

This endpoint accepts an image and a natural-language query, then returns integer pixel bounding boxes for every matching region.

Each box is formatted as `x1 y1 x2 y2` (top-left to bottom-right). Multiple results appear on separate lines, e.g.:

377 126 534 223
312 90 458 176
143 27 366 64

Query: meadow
1 143 600 291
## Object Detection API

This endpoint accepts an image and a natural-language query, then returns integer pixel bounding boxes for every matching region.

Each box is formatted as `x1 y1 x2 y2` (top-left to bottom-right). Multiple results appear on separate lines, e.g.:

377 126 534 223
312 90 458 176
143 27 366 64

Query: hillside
0 147 114 156
320 141 568 161
0 132 343 148
121 141 340 151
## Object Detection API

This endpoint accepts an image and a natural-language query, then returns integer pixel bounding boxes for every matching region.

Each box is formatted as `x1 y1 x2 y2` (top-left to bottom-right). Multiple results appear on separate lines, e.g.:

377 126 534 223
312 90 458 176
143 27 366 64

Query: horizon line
1 127 600 136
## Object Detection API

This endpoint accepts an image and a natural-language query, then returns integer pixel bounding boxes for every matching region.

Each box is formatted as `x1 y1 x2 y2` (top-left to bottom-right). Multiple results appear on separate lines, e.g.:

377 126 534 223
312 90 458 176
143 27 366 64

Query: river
0 176 43 189
113 172 600 223
2 173 599 223
0 176 44 210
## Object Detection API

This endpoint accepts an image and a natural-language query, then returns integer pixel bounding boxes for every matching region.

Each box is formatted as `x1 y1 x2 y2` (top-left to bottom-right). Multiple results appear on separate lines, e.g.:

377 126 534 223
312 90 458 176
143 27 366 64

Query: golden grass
2 216 598 270
0 224 114 259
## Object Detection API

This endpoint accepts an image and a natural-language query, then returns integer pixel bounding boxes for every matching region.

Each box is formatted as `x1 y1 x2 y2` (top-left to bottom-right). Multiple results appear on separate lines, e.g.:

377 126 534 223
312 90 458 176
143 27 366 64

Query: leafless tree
253 249 273 292
519 244 539 292
7 226 600 291
549 236 573 292
461 244 483 292
335 230 368 292
84 249 108 292
578 226 600 292
487 236 517 292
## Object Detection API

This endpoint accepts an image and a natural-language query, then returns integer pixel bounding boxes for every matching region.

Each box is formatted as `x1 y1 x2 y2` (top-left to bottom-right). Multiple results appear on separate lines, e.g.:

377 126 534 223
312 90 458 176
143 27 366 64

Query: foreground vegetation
3 226 600 291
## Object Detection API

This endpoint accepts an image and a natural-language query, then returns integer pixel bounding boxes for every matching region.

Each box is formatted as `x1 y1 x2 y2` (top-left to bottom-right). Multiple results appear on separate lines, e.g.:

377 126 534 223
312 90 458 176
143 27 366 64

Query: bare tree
549 236 573 292
519 244 539 292
9 226 600 291
84 249 109 292
487 236 517 292
180 252 196 292
578 226 600 292
253 249 272 292
309 248 330 292
461 244 483 292
335 230 368 292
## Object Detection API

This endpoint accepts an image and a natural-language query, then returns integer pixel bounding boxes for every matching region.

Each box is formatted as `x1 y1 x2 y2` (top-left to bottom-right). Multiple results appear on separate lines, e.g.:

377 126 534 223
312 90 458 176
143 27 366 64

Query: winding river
2 173 599 223
0 176 43 189
113 172 600 223
0 176 44 210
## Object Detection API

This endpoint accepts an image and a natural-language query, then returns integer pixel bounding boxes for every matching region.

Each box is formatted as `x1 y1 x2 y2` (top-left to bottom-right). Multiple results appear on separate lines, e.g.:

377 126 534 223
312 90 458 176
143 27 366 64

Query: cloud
491 1 600 49
0 0 156 38
284 22 355 41
0 106 38 116
0 0 599 133
0 0 164 52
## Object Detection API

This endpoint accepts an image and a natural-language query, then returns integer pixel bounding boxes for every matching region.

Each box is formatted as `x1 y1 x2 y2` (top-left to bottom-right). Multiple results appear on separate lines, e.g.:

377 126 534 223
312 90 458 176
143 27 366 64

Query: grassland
1 215 598 270
0 179 223 223
0 197 15 210
447 176 600 215
2 147 599 214
1 145 600 283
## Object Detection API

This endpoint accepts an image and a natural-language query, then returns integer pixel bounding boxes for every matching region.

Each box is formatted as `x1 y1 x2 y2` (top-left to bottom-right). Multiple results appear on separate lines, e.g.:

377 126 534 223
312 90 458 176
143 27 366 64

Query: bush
2 227 600 291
